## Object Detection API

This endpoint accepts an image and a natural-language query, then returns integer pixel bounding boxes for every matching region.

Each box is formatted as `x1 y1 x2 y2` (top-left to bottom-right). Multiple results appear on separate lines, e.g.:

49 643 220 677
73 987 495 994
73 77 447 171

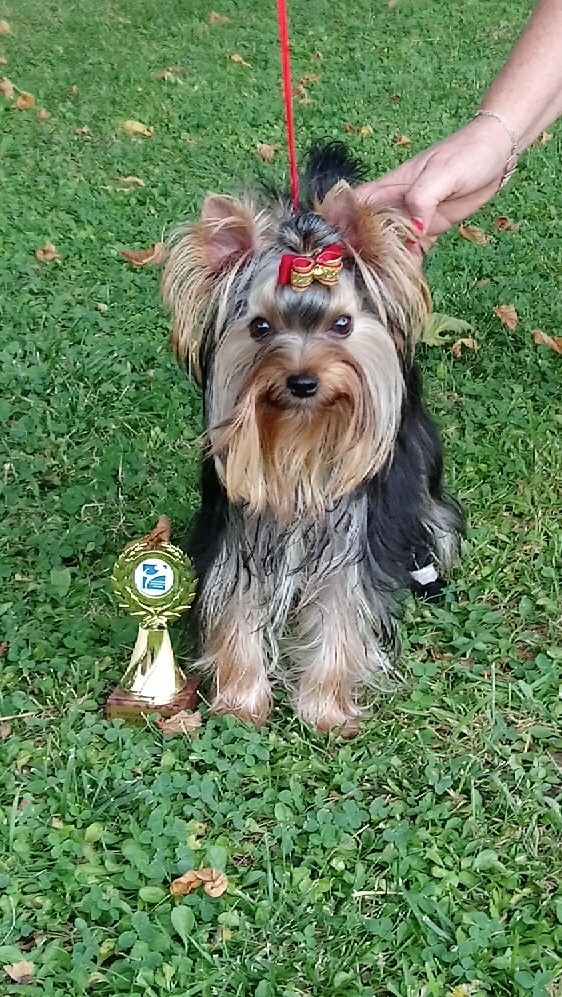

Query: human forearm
479 0 562 150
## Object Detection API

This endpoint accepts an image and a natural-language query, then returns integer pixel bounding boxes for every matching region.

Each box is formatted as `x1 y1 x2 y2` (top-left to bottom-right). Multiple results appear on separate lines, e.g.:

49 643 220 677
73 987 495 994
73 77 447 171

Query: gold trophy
106 517 200 725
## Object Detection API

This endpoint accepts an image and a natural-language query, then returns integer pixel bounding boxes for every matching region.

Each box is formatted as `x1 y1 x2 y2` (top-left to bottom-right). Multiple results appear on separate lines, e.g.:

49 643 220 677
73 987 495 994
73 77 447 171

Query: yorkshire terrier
162 143 463 735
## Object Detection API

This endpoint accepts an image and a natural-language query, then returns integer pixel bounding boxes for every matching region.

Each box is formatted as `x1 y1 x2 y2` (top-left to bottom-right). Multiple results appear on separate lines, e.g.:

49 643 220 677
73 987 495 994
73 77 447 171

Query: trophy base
105 675 200 727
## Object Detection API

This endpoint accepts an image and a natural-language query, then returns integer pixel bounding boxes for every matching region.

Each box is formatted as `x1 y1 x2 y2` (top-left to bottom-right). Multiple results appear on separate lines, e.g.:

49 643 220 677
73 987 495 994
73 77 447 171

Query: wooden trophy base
105 675 200 727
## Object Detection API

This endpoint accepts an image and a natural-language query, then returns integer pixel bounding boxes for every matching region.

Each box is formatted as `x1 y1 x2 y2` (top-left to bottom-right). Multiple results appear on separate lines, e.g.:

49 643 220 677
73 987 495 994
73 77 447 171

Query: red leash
276 0 299 210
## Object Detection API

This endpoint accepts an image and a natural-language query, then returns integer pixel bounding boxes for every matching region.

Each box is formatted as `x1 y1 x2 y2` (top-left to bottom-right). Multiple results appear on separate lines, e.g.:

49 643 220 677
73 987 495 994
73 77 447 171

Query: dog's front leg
290 568 392 736
198 575 273 728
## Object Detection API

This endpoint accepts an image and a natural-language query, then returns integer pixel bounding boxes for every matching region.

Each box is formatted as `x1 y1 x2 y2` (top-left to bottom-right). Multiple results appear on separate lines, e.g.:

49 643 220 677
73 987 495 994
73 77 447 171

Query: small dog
162 144 463 735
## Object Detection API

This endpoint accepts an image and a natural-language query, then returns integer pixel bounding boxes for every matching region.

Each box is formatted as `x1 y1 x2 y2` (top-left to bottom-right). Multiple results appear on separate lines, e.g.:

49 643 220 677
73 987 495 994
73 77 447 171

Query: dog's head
162 175 429 523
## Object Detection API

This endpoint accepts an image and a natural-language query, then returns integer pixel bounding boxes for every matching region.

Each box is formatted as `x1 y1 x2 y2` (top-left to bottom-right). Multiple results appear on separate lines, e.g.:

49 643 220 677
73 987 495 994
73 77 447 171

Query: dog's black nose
286 373 319 398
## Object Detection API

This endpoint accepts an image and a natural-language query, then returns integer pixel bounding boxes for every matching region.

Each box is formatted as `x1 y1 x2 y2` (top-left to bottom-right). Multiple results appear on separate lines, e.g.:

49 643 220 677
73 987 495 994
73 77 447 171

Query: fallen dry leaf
170 868 228 898
119 175 145 186
230 53 251 68
122 119 153 138
256 142 278 163
300 73 319 84
143 513 172 546
69 83 78 95
0 641 9 656
451 337 478 357
389 93 401 103
75 124 90 136
12 91 35 110
458 223 492 245
344 123 358 133
492 304 518 331
0 55 7 65
359 125 373 137
0 722 11 740
202 869 228 898
170 870 204 896
153 65 183 80
493 215 518 232
539 130 552 145
394 133 411 147
120 242 168 267
0 20 11 35
158 710 202 736
312 50 323 60
96 302 109 313
35 241 60 263
3 962 35 985
532 329 562 355
387 0 399 7
0 76 14 99
209 11 230 24
37 108 51 120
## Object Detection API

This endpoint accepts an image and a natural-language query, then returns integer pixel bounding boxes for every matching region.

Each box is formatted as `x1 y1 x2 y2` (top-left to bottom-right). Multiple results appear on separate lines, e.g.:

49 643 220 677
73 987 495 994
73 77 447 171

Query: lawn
0 0 561 994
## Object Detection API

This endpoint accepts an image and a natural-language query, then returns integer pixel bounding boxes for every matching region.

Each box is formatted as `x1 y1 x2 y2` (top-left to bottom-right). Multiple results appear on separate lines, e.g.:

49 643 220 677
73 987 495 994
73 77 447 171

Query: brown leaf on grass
230 53 251 68
143 513 172 546
37 108 51 120
387 0 399 7
299 73 319 85
493 215 518 232
291 82 312 104
0 641 9 656
35 241 60 263
532 329 562 355
394 133 411 146
0 56 7 65
344 123 357 133
12 91 35 110
0 20 11 34
312 50 323 60
458 223 492 245
120 242 168 267
119 175 145 186
451 337 478 357
69 83 79 95
539 130 552 145
0 722 11 740
359 125 373 136
75 124 90 136
153 65 183 80
0 76 14 99
202 869 228 898
158 710 202 736
122 119 154 137
209 11 230 24
170 868 228 897
492 304 518 331
256 142 278 163
3 962 35 985
389 92 401 103
170 870 201 895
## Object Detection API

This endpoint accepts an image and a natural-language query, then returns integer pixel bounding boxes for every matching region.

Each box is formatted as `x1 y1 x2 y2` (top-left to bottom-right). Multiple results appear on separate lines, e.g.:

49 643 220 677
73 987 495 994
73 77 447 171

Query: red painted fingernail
410 217 424 233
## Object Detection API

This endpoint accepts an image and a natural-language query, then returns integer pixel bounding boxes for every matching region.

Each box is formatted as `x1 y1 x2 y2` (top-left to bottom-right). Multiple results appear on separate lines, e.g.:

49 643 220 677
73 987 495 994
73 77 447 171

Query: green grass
1 0 561 994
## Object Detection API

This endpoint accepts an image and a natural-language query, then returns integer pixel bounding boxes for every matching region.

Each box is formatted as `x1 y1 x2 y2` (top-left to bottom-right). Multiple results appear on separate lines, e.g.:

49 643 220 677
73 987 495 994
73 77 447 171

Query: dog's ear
162 195 270 363
196 194 261 272
317 181 384 259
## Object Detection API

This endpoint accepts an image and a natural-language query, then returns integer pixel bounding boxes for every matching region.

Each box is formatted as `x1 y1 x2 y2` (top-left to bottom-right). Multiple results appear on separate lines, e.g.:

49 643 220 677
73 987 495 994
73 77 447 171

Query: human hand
356 114 515 248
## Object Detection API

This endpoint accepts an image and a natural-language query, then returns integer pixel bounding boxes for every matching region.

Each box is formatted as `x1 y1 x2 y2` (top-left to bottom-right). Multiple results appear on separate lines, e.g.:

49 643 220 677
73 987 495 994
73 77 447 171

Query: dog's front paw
211 686 272 729
295 699 362 738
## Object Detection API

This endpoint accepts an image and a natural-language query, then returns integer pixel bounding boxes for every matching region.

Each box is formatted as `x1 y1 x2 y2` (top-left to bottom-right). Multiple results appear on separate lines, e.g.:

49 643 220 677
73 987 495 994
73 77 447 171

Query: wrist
462 112 518 186
472 109 520 187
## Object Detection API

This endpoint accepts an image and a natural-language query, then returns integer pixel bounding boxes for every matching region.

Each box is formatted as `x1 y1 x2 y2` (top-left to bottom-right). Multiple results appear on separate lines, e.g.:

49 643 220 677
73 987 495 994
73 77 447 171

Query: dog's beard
209 340 402 523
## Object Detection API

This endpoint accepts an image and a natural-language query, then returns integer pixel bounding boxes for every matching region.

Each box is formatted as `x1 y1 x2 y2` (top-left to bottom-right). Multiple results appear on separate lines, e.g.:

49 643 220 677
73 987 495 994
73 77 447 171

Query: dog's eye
330 314 353 337
249 316 273 340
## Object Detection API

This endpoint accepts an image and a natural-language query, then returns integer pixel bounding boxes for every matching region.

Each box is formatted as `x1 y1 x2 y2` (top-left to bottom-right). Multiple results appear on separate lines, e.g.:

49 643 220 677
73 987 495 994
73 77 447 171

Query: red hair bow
278 243 344 291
